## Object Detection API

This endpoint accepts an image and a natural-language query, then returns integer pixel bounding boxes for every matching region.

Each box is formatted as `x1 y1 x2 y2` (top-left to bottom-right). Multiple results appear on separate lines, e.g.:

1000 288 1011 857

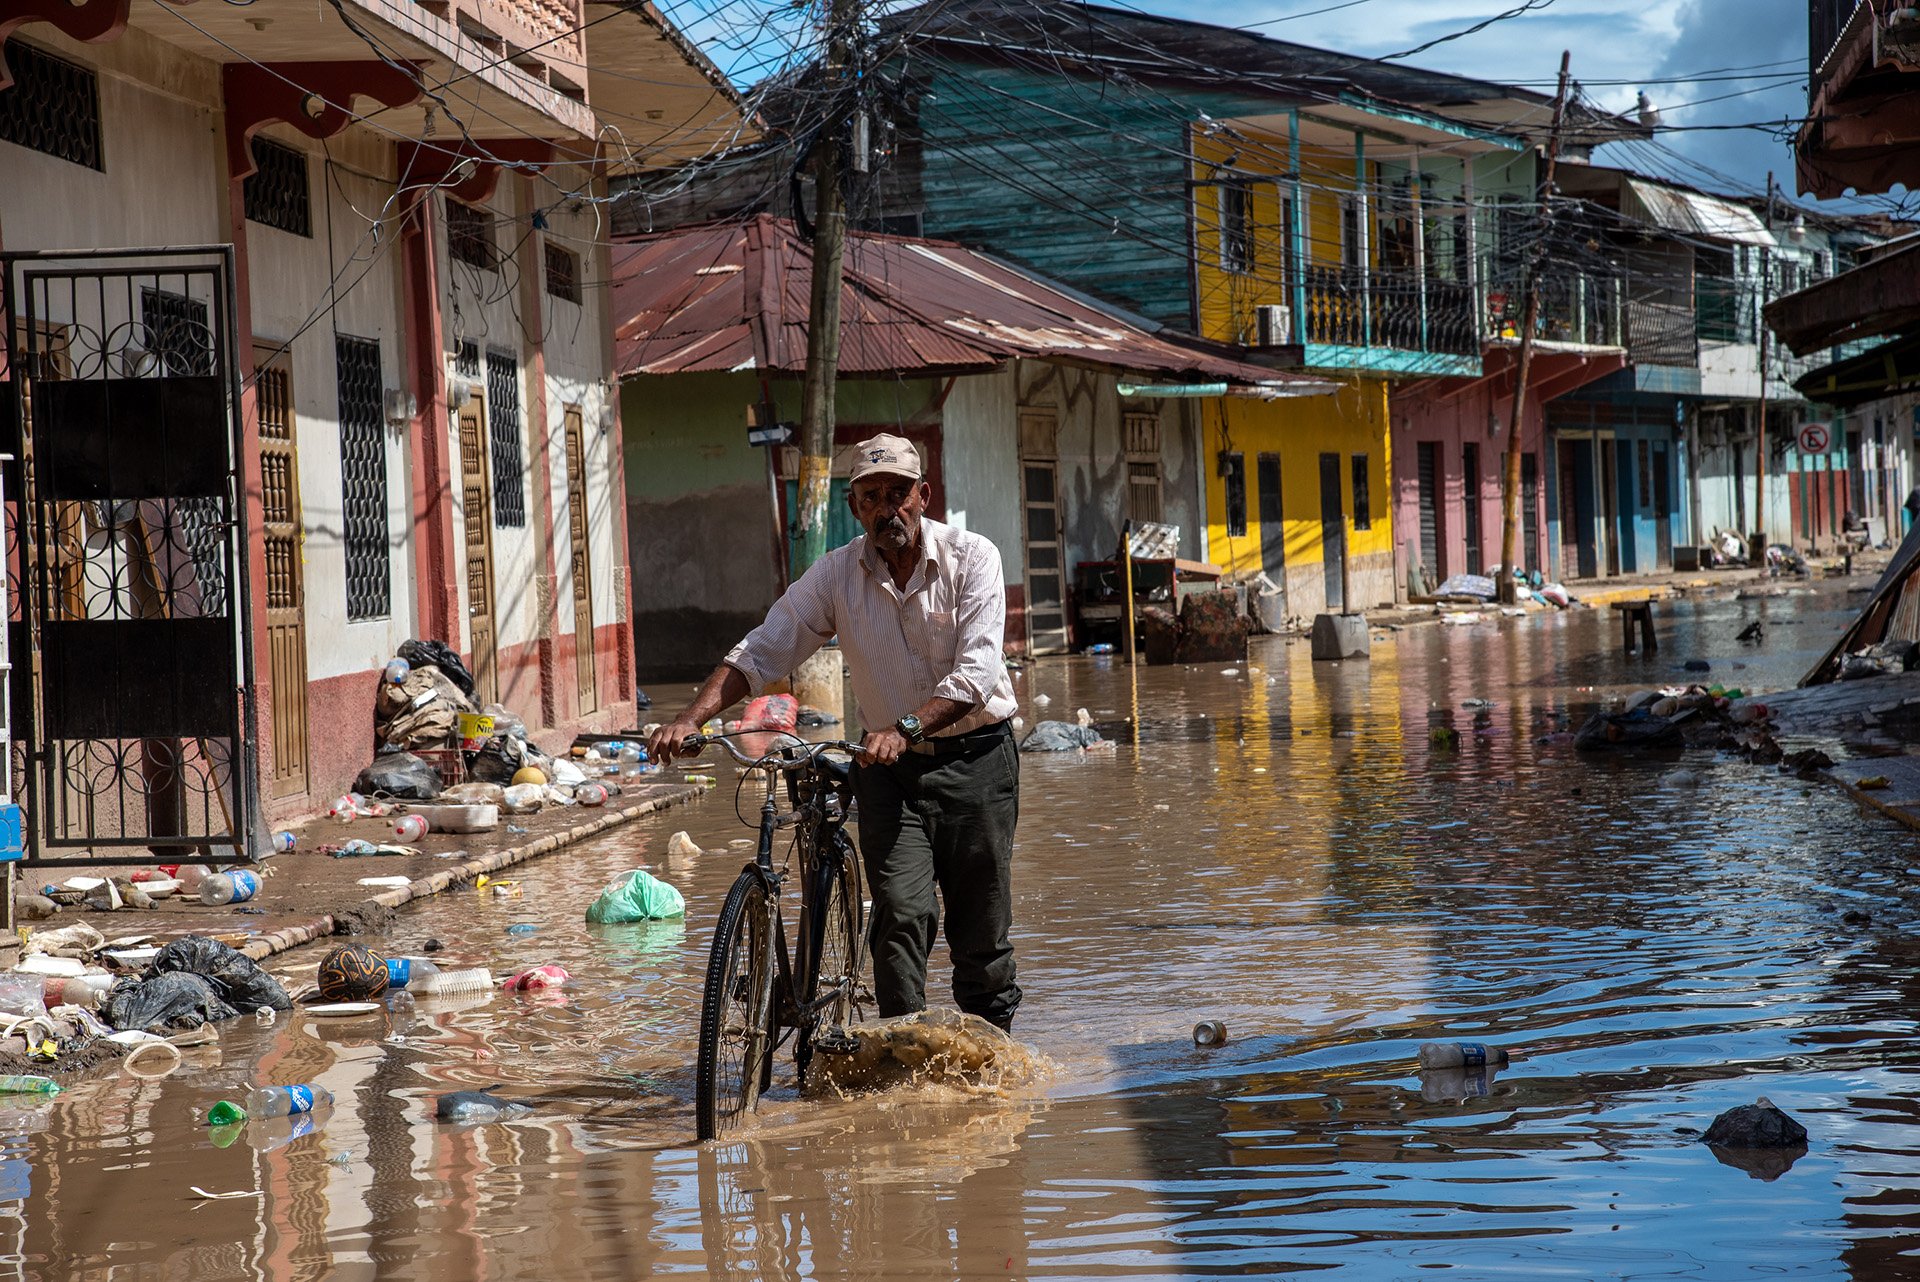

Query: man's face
848 472 929 554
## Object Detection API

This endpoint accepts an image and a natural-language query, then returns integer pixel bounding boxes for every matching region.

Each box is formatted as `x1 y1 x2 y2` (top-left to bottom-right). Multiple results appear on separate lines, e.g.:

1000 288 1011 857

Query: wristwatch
895 713 926 744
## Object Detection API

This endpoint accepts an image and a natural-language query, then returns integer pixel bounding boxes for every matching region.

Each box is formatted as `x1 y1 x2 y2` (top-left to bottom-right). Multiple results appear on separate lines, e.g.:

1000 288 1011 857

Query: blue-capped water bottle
245 1084 333 1119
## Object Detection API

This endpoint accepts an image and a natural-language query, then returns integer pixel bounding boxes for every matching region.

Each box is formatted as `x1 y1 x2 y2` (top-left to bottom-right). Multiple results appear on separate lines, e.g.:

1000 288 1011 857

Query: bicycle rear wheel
696 870 776 1141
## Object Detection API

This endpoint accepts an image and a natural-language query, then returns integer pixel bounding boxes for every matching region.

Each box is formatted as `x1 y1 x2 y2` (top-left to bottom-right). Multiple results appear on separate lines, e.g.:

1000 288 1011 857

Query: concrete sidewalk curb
238 784 710 964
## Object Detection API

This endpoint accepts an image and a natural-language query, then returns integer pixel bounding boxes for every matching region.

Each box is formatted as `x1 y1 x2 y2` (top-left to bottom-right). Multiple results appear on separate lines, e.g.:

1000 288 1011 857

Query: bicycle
684 731 869 1141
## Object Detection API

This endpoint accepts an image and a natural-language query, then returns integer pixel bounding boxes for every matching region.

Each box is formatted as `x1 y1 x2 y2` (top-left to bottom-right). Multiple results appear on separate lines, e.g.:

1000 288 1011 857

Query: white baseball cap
848 433 922 484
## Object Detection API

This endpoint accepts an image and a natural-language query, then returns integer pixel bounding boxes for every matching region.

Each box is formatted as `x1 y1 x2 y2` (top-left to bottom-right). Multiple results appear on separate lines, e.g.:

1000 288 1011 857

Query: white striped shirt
724 517 1018 736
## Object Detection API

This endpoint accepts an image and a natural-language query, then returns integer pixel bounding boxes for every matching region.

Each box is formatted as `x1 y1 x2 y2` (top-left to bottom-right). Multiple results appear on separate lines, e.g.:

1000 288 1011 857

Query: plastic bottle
199 870 261 906
174 863 213 893
415 967 493 996
575 782 608 808
0 1075 60 1095
1417 1041 1510 1070
617 746 643 778
384 957 441 989
393 814 428 842
246 1084 333 1120
384 658 411 684
272 831 297 854
328 794 359 822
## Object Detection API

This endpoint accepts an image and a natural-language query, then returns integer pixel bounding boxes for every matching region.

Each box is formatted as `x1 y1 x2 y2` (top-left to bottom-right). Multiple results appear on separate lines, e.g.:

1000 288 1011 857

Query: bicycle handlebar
682 731 862 771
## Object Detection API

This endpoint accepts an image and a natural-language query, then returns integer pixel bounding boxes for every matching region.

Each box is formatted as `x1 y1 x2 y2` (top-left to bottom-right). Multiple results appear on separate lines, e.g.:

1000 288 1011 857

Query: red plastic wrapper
502 964 571 991
730 693 799 733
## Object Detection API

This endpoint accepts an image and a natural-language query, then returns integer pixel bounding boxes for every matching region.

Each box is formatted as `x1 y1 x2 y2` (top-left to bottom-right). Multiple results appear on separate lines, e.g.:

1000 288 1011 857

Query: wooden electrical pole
794 1 855 575
1497 50 1572 606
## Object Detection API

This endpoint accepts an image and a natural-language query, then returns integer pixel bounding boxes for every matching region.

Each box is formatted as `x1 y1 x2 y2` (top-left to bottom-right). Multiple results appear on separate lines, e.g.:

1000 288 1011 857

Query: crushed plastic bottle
271 831 297 854
199 870 260 905
1417 1041 1511 1070
0 1075 59 1095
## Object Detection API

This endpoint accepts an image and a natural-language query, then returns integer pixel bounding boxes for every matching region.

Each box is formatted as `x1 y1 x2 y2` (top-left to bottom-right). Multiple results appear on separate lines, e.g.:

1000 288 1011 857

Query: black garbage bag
147 934 294 1011
1019 720 1105 752
354 751 442 800
398 639 476 699
1573 709 1685 751
468 734 528 784
102 971 239 1032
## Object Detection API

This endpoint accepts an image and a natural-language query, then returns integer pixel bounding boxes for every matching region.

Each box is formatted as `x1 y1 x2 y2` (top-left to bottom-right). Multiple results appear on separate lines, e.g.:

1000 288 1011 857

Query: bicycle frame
702 735 863 1066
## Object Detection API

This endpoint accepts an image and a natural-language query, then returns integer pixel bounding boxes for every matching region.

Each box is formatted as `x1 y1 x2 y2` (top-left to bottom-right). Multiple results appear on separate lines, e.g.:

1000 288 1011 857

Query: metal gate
2 248 259 866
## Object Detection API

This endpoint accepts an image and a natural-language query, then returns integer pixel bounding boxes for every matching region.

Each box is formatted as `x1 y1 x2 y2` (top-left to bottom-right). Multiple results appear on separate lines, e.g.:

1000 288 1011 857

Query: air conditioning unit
1254 303 1294 347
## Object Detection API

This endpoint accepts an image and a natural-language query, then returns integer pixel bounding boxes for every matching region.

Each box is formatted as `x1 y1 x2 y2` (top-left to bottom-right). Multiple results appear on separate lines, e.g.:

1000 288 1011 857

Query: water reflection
16 586 1920 1278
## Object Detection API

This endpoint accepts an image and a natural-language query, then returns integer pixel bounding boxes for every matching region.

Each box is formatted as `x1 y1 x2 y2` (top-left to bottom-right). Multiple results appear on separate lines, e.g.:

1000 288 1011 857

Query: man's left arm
859 538 1006 764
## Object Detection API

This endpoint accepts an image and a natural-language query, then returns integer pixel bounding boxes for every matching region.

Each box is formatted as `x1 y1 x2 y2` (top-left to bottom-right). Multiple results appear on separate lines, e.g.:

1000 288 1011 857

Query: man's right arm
647 663 752 763
647 555 840 763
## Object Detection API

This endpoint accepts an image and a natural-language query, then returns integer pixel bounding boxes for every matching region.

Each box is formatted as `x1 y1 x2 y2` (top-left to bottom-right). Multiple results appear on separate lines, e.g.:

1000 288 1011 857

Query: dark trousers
852 725 1021 1026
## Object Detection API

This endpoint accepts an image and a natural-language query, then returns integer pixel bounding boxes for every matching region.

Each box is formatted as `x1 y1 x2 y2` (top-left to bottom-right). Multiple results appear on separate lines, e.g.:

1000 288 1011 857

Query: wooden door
1462 442 1482 575
1318 451 1345 611
1018 408 1068 654
458 387 500 707
255 345 309 797
1652 448 1673 570
563 405 597 716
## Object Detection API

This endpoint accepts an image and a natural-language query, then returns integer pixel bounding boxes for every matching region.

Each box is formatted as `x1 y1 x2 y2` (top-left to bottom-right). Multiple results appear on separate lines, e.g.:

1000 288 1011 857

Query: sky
678 0 1886 212
1148 0 1817 203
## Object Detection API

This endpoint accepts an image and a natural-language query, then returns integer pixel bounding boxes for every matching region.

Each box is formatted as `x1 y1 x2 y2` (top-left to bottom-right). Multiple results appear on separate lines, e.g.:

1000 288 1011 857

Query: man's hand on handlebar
646 718 704 765
857 727 910 766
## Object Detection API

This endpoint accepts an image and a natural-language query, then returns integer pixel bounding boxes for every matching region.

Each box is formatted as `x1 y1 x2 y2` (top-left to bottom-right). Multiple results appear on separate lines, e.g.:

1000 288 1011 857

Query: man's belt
905 720 1012 756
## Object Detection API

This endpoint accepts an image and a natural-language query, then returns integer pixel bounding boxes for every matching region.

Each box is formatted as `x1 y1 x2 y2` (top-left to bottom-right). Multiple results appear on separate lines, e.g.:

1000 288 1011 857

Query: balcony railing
1626 298 1699 367
1484 269 1625 348
1299 265 1479 358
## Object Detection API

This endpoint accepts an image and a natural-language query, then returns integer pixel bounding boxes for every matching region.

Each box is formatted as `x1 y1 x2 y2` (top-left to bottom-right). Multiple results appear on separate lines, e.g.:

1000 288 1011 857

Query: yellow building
1188 107 1523 621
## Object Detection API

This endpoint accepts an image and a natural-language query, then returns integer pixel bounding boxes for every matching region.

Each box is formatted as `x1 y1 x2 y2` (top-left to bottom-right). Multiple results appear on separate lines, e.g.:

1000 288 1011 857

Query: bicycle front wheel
696 870 776 1141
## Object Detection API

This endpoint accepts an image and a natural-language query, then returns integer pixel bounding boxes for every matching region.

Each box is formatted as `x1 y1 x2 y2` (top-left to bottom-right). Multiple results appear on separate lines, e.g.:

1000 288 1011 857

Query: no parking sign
1797 421 1832 455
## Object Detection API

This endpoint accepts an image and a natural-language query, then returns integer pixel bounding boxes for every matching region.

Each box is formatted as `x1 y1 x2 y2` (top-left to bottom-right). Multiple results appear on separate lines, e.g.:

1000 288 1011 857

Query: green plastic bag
585 870 685 923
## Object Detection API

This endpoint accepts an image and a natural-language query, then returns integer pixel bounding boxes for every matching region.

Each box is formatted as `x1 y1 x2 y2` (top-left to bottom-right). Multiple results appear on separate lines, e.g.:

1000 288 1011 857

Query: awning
1623 179 1775 248
1793 332 1920 407
1765 238 1920 355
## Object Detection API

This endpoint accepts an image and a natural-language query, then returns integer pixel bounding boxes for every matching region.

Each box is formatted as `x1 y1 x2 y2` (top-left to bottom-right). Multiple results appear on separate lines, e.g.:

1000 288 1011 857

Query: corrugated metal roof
1623 179 1775 247
610 215 1329 392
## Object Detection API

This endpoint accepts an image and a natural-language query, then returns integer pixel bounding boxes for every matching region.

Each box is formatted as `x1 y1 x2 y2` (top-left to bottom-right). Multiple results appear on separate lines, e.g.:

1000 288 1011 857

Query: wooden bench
1610 598 1657 655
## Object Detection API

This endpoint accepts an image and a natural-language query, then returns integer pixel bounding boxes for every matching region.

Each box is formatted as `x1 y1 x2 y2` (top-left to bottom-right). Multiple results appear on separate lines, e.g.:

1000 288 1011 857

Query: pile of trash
1431 569 1575 611
1840 639 1918 682
1571 684 1783 764
0 929 294 1078
341 635 696 843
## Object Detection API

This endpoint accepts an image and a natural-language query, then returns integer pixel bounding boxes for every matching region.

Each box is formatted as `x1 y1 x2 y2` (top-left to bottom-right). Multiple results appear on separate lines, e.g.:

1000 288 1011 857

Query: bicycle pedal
813 1027 861 1056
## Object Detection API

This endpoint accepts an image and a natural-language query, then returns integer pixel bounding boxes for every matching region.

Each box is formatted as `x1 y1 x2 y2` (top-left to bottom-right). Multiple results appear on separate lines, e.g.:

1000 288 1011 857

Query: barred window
243 136 311 237
545 242 580 304
447 201 494 270
336 335 391 619
485 350 527 527
0 42 102 170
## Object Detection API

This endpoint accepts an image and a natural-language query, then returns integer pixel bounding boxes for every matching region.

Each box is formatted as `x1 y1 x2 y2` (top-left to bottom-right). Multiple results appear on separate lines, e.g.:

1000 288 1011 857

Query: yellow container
457 712 495 750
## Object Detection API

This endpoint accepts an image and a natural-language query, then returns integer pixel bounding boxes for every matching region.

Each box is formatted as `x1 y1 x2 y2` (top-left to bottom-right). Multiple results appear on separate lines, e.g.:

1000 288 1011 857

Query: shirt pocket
924 608 959 667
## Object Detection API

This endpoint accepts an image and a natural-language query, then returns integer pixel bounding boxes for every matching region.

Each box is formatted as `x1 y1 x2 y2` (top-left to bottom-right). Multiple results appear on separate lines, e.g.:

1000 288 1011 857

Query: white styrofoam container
407 803 499 833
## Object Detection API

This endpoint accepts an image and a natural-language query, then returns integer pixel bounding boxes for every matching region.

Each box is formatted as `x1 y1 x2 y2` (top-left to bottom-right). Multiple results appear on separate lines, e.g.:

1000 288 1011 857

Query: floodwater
17 585 1920 1280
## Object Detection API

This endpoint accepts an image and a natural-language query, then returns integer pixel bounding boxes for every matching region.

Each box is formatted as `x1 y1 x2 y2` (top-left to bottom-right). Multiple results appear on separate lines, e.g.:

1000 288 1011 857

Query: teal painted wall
912 63 1283 330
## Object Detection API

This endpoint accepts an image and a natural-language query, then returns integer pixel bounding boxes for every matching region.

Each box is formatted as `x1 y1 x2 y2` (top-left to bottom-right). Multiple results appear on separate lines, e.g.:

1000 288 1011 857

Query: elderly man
648 434 1023 1031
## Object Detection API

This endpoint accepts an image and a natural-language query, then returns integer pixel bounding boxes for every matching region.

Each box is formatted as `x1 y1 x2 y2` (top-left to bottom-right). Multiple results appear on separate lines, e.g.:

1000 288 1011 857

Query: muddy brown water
15 586 1920 1279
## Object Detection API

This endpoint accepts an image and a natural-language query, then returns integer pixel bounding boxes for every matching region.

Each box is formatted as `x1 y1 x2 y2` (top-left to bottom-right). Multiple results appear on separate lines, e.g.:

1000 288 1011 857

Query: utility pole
1753 172 1774 568
1496 50 1571 606
788 0 857 716
794 0 856 575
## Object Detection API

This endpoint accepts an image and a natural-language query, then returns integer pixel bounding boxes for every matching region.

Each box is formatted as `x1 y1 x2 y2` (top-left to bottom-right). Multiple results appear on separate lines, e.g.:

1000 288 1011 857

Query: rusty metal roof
610 215 1327 391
